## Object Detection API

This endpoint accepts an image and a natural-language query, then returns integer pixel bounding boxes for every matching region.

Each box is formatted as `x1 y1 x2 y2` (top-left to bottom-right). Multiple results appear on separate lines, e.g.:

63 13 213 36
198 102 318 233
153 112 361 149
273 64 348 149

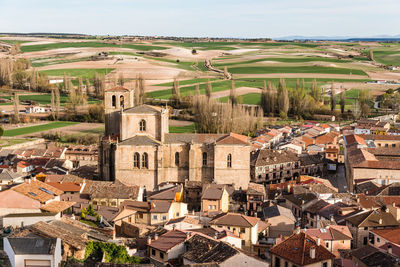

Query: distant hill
275 35 400 42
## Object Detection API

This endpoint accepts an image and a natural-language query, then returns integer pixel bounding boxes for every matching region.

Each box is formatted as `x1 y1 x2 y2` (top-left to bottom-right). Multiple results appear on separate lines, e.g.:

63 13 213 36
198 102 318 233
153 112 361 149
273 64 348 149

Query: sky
0 0 399 38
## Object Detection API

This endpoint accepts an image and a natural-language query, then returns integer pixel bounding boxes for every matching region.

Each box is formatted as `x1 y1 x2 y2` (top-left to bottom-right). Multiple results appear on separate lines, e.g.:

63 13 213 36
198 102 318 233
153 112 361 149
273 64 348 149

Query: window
364 227 368 230
134 153 140 168
227 154 232 168
120 95 124 108
112 95 116 107
325 242 329 248
240 228 245 233
152 249 155 256
377 237 380 242
162 215 167 220
363 237 368 245
153 215 158 220
385 144 389 147
175 152 179 166
139 213 143 219
176 212 180 217
392 144 396 148
322 262 328 267
160 252 164 259
139 119 146 131
142 153 148 169
202 152 207 166
111 201 117 206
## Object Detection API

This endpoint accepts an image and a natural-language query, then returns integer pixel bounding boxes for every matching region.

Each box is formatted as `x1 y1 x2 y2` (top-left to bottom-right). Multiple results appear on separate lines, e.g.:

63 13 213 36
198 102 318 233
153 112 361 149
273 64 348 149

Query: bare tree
13 92 19 123
118 73 124 86
229 80 238 105
51 88 56 119
205 79 212 98
330 82 336 112
195 84 200 96
311 79 321 103
55 85 61 119
172 77 181 100
340 91 346 114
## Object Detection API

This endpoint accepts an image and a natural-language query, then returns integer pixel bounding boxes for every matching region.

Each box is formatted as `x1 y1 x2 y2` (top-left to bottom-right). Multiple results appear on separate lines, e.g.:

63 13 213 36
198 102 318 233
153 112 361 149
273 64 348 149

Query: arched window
202 152 207 167
139 120 146 131
175 152 179 166
120 95 125 108
227 154 232 168
112 95 116 107
142 153 148 169
134 152 140 168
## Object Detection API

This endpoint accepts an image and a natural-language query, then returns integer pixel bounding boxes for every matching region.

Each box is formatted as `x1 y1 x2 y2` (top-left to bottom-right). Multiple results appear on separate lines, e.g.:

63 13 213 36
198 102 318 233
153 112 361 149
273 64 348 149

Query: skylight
28 192 37 196
39 187 55 196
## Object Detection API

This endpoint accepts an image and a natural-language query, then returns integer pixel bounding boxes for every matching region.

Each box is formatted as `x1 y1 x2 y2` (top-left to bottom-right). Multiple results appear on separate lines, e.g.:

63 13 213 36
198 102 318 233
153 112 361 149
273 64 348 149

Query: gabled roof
164 133 225 144
7 237 56 255
12 180 63 203
165 216 200 226
210 212 259 228
345 209 400 227
119 134 161 146
148 185 182 201
45 182 82 192
148 229 188 252
263 205 295 221
40 200 75 213
269 232 335 265
303 226 352 241
370 228 400 245
124 104 161 114
0 169 23 181
201 184 228 200
215 133 248 145
250 149 299 167
0 189 41 209
283 193 317 207
247 182 266 196
105 85 131 92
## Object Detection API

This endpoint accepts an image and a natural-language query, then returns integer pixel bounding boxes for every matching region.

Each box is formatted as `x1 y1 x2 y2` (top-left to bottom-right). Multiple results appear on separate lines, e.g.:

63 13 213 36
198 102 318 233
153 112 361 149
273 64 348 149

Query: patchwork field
1 35 400 110
4 121 78 136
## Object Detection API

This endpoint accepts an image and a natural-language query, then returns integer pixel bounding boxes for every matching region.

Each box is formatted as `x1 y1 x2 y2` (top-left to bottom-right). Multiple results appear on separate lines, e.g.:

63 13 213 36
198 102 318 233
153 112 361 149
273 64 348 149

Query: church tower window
175 152 179 166
227 154 232 168
139 120 146 131
202 152 207 167
134 152 140 168
112 95 116 107
142 153 148 169
120 95 125 108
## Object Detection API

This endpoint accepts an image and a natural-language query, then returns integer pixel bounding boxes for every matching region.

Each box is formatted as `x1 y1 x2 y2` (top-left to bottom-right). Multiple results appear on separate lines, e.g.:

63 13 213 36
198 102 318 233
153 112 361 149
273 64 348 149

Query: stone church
99 86 251 190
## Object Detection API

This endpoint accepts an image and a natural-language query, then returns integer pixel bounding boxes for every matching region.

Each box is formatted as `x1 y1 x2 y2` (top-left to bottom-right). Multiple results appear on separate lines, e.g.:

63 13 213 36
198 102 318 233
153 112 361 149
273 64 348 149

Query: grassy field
219 93 261 105
159 41 320 50
31 57 91 67
0 39 30 45
0 138 36 147
80 126 105 134
169 123 196 133
372 50 400 66
4 121 79 137
228 66 368 75
1 94 99 106
39 68 114 78
20 41 168 53
214 57 351 67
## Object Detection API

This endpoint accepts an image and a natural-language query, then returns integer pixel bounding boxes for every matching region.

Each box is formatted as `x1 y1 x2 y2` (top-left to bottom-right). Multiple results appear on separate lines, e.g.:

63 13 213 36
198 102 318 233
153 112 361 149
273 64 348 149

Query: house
45 181 82 194
147 229 188 266
370 227 400 256
209 212 263 248
281 193 318 222
64 145 98 167
184 181 202 212
0 189 41 217
4 236 62 267
0 169 24 185
349 245 399 267
263 204 296 238
303 199 330 228
183 233 266 267
148 184 183 202
269 232 335 267
189 227 243 248
302 225 352 257
201 184 229 215
345 209 400 248
12 178 63 204
25 106 46 113
164 216 201 231
16 161 34 173
250 149 301 184
2 212 58 229
246 182 266 216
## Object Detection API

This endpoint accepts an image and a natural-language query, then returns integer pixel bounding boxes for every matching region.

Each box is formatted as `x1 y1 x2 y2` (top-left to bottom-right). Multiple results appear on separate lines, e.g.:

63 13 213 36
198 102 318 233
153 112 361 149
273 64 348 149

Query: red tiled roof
270 232 335 265
216 133 248 145
210 212 259 227
370 228 400 245
105 86 131 92
46 182 82 192
148 229 188 252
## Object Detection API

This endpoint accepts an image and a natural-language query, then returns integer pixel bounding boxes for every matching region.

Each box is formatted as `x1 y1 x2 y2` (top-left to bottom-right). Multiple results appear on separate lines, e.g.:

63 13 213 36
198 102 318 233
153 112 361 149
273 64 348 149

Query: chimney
147 236 152 245
388 245 393 255
296 226 301 234
172 224 176 231
393 202 396 208
379 218 383 225
310 247 316 259
154 234 159 241
316 238 321 246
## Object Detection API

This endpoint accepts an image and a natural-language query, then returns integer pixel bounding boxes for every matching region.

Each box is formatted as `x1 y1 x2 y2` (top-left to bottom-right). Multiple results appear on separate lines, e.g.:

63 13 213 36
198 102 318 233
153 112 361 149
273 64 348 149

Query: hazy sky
0 0 399 38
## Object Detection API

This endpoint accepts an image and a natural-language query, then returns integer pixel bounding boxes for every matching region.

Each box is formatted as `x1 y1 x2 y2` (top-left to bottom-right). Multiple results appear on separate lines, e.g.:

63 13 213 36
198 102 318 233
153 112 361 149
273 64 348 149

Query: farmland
39 68 114 78
4 121 79 137
1 94 99 106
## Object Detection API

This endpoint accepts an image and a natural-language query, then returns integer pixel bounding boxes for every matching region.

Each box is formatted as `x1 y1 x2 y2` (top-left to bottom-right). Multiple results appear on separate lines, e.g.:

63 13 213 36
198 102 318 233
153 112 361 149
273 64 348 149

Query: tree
205 79 212 98
51 88 56 119
195 84 200 96
118 73 124 86
0 126 4 138
330 82 336 112
368 50 374 61
311 79 321 103
138 73 145 105
229 80 238 105
278 79 289 116
13 92 19 123
340 91 346 114
261 80 268 114
172 77 180 99
85 78 91 95
359 89 372 117
55 85 61 119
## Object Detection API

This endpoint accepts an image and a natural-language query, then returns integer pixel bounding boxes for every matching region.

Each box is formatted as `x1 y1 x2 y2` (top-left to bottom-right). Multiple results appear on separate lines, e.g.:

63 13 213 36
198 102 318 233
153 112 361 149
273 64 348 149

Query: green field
219 93 261 105
228 66 368 76
169 123 196 133
39 68 114 78
159 41 320 50
214 57 351 67
1 94 99 106
0 138 36 147
0 39 30 45
20 41 168 53
4 121 79 137
373 50 400 66
31 57 91 67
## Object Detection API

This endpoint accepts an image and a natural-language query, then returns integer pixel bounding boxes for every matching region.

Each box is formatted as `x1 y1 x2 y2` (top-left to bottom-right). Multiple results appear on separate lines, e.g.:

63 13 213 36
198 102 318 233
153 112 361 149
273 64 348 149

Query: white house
4 237 62 267
25 106 47 114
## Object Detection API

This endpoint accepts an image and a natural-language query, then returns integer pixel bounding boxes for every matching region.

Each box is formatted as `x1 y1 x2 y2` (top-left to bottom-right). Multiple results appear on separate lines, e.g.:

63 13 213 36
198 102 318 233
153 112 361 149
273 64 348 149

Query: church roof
119 135 161 146
124 104 162 114
164 133 225 144
105 86 131 92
